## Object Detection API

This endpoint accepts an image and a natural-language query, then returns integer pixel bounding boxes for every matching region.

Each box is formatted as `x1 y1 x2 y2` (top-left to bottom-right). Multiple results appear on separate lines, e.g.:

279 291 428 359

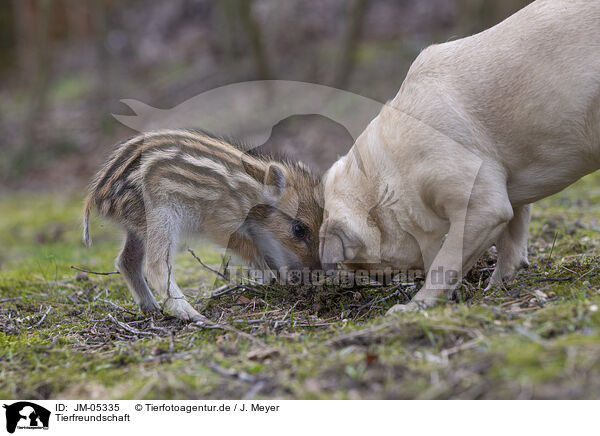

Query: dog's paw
485 265 524 292
163 298 207 323
486 255 530 291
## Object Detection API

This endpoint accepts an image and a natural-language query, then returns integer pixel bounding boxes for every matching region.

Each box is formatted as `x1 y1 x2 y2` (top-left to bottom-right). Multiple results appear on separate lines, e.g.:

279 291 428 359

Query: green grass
2 174 600 399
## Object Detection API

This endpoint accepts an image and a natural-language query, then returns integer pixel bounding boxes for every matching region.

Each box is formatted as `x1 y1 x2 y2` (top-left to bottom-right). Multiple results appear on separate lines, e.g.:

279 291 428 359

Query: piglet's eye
291 221 309 240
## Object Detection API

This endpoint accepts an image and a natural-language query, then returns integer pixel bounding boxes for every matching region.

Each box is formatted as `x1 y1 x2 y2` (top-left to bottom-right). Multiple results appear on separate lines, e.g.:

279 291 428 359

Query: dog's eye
291 221 309 240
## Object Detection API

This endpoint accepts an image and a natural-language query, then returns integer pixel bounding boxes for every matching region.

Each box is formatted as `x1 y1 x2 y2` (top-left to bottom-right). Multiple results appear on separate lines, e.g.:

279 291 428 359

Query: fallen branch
440 331 485 363
514 324 549 347
188 249 264 294
277 301 299 326
356 287 403 312
536 277 571 282
145 348 202 363
0 297 22 304
29 306 52 329
99 299 137 316
212 285 241 297
191 319 264 345
207 362 259 383
188 249 230 282
242 381 266 400
71 265 120 275
107 313 153 336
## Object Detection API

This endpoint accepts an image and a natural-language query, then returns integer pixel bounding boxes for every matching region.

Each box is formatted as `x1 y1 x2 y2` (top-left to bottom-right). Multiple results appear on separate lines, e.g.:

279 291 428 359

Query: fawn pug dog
320 0 600 312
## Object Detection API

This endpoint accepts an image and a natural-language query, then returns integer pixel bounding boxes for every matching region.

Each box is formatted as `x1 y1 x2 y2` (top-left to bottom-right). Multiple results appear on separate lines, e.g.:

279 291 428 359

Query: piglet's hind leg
115 231 161 314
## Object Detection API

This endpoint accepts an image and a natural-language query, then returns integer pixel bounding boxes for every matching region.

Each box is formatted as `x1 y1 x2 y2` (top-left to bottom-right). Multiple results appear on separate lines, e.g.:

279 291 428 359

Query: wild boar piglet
83 129 323 322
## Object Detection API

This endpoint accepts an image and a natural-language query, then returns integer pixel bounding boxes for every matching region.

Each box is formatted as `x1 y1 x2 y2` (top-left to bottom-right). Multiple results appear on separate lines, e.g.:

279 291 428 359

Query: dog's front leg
388 189 513 314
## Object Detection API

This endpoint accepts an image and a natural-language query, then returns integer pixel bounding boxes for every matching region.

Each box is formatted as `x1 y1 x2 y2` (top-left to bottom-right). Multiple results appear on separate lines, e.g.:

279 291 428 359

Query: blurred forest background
0 0 532 191
9 0 600 401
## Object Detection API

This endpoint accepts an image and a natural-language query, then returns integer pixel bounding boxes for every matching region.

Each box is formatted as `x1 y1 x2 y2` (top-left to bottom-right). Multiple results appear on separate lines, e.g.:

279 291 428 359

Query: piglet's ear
264 163 286 203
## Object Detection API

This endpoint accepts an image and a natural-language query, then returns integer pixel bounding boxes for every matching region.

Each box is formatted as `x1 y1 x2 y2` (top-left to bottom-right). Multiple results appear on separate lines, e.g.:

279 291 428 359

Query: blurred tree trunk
237 0 270 80
0 2 15 74
12 0 52 175
93 0 113 134
12 0 36 85
217 0 242 61
65 0 91 42
215 0 270 80
333 0 368 90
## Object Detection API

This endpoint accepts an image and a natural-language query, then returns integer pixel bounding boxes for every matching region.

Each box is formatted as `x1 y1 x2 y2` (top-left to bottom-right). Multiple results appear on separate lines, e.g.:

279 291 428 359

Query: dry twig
107 313 154 336
191 319 264 345
98 299 137 316
207 362 260 383
71 265 120 275
0 297 21 304
188 249 230 282
29 306 52 329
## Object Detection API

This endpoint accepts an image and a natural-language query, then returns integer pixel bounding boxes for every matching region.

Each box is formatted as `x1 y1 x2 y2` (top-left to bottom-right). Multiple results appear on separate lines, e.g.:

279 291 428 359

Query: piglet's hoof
386 301 420 315
163 298 207 323
139 300 162 315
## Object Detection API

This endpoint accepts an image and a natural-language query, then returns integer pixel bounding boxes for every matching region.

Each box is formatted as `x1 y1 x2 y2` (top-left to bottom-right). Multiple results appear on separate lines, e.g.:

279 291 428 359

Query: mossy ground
2 175 600 399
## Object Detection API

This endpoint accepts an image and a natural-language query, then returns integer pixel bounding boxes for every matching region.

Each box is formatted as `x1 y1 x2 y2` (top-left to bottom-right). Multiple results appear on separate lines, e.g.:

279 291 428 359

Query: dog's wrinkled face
319 208 380 270
319 155 425 273
319 157 371 269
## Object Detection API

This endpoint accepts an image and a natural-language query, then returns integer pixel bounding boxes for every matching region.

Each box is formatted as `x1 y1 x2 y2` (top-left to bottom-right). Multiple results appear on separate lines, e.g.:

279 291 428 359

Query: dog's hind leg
388 165 514 314
486 203 531 289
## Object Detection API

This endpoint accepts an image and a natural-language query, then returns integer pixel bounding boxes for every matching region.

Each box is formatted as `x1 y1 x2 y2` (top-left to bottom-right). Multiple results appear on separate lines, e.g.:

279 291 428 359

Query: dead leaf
237 296 252 304
247 346 281 362
365 352 378 366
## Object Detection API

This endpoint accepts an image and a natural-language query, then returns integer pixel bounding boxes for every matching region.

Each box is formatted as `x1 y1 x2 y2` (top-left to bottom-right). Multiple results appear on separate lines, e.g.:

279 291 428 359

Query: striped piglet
83 129 323 322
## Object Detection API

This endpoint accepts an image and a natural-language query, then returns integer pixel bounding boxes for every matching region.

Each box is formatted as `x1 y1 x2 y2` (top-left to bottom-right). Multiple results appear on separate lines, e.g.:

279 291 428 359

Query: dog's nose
319 233 344 268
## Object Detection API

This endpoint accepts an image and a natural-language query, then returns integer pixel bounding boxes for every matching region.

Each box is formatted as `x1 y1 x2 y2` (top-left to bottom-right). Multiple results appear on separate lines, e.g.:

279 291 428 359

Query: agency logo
2 402 50 434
